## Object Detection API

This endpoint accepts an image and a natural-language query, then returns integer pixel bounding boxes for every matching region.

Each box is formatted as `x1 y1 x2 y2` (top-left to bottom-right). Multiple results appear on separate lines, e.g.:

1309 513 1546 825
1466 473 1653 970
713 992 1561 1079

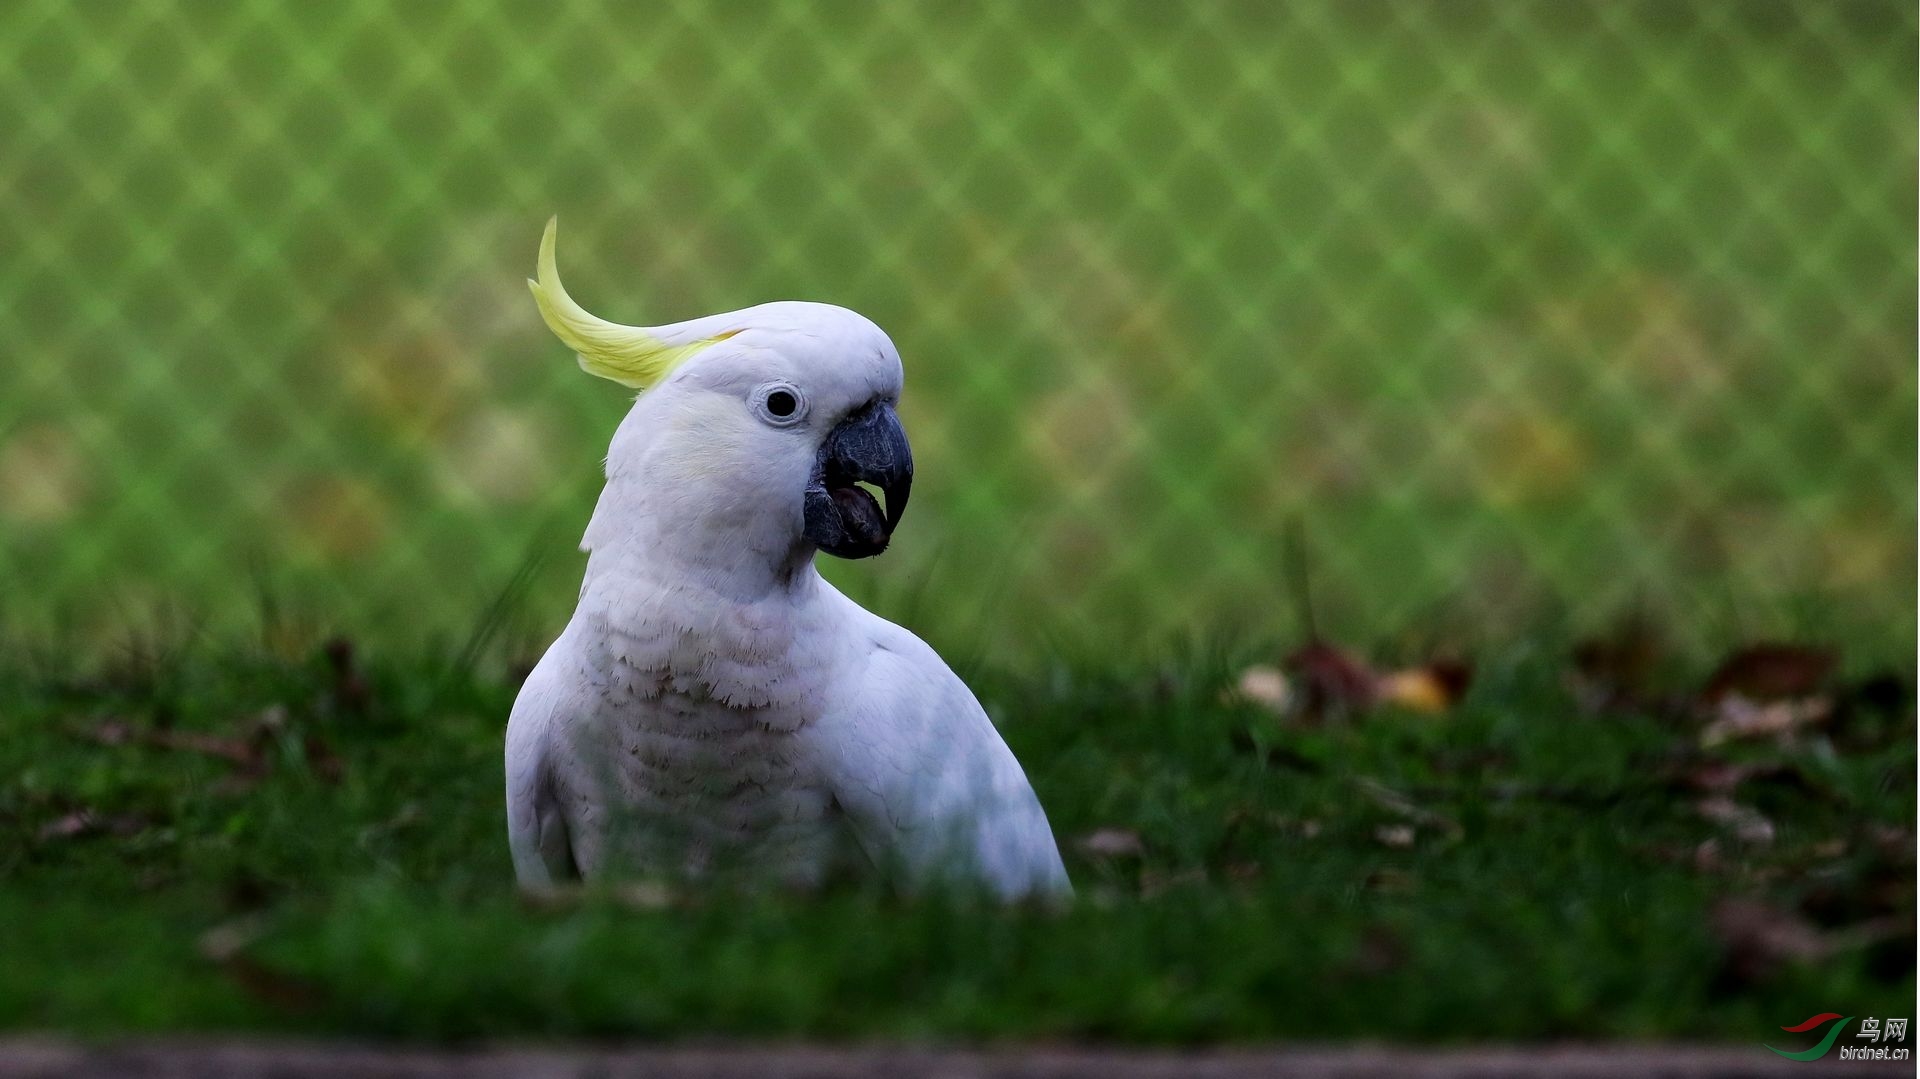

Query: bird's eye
752 382 808 426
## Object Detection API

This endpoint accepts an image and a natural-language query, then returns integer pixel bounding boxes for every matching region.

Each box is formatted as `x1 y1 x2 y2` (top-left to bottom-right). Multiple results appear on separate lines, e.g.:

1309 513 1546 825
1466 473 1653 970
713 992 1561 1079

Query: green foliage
0 640 1909 1040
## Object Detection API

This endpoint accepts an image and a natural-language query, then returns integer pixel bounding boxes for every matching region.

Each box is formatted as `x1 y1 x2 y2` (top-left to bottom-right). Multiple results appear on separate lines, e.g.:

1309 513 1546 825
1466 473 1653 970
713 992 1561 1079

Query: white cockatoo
505 220 1070 901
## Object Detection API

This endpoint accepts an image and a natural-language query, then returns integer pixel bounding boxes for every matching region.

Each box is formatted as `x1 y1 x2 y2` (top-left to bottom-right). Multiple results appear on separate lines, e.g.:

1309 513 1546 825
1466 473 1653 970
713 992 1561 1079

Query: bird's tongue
829 484 890 550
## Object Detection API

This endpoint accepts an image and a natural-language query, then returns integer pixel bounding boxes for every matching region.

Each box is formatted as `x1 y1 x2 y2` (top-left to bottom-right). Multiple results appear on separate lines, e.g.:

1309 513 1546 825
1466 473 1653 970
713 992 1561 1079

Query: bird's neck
578 480 817 613
572 506 832 715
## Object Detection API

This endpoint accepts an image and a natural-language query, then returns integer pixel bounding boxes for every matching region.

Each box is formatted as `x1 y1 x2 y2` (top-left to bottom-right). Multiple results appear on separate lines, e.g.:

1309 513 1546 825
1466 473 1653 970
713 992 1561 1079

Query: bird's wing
505 638 582 889
803 605 1071 902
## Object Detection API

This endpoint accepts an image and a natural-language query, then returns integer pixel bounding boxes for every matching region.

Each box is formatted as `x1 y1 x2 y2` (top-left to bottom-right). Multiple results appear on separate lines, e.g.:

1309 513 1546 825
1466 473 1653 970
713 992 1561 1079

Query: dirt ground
0 1042 1908 1078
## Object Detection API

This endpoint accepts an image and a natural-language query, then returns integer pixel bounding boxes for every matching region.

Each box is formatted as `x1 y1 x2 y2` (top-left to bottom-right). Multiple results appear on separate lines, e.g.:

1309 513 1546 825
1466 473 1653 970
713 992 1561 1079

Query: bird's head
529 219 912 568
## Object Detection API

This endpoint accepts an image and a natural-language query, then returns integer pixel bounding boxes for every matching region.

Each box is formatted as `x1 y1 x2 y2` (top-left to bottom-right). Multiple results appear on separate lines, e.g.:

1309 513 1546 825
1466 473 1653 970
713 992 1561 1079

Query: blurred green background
1 1 1913 660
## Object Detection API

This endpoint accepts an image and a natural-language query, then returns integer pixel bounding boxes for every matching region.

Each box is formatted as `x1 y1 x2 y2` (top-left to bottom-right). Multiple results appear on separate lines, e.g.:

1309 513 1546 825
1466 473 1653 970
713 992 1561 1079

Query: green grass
0 632 1909 1042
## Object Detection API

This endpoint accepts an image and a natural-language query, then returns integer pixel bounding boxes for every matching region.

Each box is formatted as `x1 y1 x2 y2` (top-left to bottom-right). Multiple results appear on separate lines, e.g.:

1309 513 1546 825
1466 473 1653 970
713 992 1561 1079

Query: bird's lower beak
804 401 913 559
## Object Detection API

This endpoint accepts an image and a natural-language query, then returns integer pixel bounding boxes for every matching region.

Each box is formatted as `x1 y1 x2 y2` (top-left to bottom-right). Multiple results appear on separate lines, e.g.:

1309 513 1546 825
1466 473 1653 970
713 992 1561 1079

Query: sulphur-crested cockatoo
505 220 1070 901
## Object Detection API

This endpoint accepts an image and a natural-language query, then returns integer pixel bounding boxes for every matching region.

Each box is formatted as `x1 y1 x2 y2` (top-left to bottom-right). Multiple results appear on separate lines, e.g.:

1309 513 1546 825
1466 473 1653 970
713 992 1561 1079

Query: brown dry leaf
1700 694 1831 748
1695 797 1776 846
1702 643 1837 703
1375 660 1473 714
32 810 144 843
1567 615 1666 714
81 714 269 769
1283 642 1377 719
1077 828 1146 859
36 812 96 842
1665 756 1829 803
1678 759 1767 795
148 730 259 766
80 709 301 795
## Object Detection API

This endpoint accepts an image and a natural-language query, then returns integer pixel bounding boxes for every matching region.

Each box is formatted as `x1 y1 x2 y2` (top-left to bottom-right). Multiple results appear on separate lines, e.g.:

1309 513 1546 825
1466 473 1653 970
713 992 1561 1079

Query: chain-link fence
1 2 1913 661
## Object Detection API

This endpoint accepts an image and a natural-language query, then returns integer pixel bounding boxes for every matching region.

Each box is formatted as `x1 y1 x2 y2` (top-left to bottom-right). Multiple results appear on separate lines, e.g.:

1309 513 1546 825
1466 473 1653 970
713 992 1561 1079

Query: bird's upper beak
803 400 913 559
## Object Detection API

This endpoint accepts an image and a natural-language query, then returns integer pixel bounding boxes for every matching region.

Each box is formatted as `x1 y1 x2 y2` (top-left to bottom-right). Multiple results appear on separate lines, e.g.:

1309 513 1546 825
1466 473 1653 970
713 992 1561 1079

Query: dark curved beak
803 400 913 559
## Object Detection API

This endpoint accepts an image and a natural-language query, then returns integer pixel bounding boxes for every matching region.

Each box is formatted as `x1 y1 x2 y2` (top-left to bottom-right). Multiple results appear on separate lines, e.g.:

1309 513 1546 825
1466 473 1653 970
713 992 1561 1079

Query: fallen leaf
78 709 297 793
1263 645 1474 721
1376 660 1473 714
1677 759 1767 795
35 809 150 843
1701 643 1837 703
1567 616 1664 713
1700 694 1831 747
35 811 95 842
1284 642 1377 719
149 730 258 766
1696 797 1776 845
1077 828 1146 859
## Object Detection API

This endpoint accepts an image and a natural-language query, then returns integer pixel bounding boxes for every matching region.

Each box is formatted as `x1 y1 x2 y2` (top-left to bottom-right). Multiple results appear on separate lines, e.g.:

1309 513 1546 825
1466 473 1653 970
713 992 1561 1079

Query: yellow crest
527 217 736 389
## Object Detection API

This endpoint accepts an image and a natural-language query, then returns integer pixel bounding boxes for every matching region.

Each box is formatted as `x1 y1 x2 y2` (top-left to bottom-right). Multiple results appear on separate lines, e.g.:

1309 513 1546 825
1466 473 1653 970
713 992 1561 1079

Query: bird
505 219 1070 902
